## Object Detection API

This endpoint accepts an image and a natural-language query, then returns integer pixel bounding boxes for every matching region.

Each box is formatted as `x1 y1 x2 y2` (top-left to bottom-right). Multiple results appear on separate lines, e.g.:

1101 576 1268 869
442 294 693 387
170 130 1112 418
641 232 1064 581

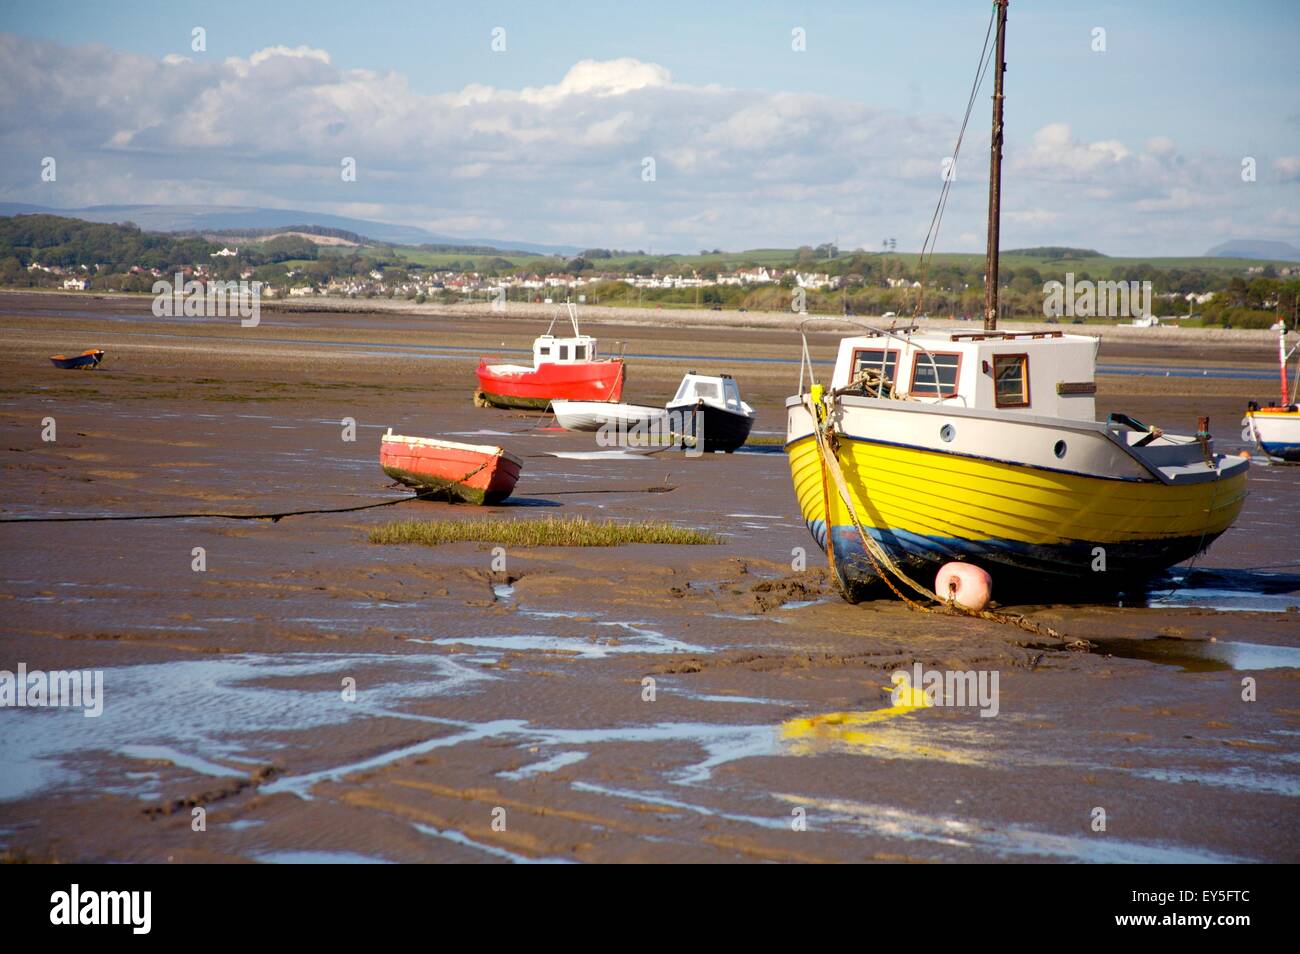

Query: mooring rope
804 392 1071 643
1 457 499 525
0 495 420 525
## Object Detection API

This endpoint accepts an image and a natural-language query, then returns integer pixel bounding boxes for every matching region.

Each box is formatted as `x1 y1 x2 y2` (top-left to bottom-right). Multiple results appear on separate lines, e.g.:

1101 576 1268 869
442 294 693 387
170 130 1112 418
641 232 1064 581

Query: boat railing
797 315 954 406
544 301 584 339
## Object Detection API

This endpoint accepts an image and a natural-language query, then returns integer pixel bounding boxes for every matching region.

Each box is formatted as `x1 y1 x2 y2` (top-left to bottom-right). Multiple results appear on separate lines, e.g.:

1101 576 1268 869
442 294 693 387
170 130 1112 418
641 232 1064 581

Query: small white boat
553 372 756 452
551 400 667 432
1244 320 1299 462
666 372 756 453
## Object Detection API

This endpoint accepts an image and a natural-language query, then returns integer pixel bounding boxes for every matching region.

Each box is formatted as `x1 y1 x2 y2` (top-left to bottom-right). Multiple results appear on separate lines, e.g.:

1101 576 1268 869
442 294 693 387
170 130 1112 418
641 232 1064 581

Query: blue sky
1 1 1297 254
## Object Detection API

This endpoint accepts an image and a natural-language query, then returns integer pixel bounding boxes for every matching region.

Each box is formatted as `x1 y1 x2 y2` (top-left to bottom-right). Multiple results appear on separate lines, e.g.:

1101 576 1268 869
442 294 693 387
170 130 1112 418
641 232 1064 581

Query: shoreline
2 288 1278 345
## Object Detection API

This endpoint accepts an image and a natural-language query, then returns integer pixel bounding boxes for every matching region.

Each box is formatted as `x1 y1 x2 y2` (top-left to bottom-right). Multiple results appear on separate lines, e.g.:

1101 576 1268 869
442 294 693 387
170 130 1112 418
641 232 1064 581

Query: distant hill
0 203 581 256
1204 239 1300 262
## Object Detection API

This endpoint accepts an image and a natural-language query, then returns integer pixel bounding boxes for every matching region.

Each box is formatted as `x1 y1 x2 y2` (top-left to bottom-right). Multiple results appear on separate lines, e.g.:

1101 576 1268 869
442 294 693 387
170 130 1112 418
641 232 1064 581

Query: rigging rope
911 3 998 320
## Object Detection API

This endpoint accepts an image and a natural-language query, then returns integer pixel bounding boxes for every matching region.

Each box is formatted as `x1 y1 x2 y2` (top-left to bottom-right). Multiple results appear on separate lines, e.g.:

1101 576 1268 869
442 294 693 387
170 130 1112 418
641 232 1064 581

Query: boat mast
983 0 1009 332
1281 320 1291 406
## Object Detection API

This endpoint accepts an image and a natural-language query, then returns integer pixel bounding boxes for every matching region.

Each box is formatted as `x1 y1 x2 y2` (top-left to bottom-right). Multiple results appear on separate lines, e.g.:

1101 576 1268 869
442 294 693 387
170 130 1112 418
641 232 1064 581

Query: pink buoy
935 562 992 612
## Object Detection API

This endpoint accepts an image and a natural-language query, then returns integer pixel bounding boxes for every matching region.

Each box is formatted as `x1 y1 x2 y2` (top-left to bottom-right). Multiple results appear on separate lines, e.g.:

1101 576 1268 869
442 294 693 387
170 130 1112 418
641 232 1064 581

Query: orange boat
379 430 522 504
49 349 105 369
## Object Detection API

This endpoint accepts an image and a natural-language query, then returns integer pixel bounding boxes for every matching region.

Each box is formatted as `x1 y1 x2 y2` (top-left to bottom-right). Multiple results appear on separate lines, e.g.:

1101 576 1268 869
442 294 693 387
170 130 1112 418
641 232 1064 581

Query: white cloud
1144 136 1176 157
520 58 672 104
1274 156 1300 182
1016 122 1131 178
0 32 1294 255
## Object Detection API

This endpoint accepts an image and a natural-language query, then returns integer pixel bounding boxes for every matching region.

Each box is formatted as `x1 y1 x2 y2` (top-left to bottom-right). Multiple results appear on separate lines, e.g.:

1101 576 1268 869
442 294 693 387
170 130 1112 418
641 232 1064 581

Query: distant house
717 267 777 286
62 278 88 291
211 247 239 257
289 286 315 297
796 272 840 290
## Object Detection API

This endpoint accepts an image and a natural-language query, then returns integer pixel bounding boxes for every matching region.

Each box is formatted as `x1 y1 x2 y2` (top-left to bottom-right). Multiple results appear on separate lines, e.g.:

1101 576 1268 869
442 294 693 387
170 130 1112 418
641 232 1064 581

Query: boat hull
1247 407 1300 462
552 401 666 432
666 403 755 453
786 406 1248 600
380 434 522 505
49 350 104 369
476 359 625 409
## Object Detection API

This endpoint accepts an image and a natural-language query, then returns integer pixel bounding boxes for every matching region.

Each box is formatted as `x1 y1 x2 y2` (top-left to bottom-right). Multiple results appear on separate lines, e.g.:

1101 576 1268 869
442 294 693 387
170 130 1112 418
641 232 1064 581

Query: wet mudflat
1 292 1297 863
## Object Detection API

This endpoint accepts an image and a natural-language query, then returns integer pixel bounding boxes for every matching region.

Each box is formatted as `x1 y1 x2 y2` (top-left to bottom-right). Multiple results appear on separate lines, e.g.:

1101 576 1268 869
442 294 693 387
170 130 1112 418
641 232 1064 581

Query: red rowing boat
476 304 624 409
380 430 523 505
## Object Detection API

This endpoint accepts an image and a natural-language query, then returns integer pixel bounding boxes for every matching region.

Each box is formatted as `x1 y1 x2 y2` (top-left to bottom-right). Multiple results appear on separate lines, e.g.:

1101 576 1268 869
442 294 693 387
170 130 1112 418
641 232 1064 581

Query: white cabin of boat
669 372 751 413
832 330 1099 421
533 333 599 367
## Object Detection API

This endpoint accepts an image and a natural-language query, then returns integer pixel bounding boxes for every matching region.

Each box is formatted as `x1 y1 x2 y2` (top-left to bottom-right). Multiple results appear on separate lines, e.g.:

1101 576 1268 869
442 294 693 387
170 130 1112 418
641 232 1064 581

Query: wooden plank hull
380 434 522 505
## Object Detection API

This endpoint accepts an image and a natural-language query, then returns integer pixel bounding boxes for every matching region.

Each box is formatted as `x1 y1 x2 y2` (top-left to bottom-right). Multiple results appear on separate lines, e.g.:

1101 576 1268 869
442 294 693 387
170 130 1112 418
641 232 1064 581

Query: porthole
940 424 956 443
1053 439 1067 459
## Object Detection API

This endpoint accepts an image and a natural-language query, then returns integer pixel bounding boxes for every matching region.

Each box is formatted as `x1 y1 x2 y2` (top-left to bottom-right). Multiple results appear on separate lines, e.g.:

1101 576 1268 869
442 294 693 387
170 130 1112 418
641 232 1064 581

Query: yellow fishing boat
784 0 1248 602
786 326 1248 600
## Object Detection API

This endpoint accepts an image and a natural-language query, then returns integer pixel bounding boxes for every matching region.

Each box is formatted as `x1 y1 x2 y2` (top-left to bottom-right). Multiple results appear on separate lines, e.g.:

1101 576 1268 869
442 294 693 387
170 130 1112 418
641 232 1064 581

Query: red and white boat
380 429 523 504
1244 320 1299 462
476 304 625 409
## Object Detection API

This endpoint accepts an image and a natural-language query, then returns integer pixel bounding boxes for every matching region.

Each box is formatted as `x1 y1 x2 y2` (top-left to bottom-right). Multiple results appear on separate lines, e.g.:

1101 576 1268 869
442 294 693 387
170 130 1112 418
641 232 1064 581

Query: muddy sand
0 291 1296 863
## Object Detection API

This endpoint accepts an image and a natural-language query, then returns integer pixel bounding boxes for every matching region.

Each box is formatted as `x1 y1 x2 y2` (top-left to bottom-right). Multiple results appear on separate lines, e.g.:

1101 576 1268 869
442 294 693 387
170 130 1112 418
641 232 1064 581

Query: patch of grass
369 514 722 547
744 434 787 445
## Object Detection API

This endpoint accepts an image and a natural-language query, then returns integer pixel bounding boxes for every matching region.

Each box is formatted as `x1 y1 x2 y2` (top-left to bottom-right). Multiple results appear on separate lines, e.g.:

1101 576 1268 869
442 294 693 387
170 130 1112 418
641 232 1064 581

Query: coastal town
18 245 1300 328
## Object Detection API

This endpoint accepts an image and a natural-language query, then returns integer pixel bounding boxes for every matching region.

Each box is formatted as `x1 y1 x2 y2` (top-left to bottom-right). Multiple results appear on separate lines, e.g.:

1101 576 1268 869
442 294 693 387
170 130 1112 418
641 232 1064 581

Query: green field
373 245 1289 277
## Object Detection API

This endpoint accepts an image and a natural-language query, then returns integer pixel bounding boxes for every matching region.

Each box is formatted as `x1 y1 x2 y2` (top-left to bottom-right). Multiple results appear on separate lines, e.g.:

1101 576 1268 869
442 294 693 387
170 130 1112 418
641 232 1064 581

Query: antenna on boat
1278 319 1293 406
983 0 1009 332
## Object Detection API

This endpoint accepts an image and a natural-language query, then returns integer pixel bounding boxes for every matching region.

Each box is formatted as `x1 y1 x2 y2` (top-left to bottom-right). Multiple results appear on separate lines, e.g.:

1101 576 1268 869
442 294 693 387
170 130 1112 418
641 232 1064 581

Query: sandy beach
1 291 1297 863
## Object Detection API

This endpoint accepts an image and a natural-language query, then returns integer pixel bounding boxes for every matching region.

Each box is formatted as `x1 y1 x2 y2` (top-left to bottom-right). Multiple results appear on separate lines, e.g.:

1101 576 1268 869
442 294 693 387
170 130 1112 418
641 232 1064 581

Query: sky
1 0 1297 255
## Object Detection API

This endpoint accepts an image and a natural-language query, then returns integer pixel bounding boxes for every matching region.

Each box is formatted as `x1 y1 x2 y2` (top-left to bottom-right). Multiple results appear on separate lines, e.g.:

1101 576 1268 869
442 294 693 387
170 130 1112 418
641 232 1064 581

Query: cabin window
850 348 899 386
993 353 1030 407
559 345 569 360
695 381 721 402
723 378 741 408
909 351 961 398
574 345 586 360
538 346 550 356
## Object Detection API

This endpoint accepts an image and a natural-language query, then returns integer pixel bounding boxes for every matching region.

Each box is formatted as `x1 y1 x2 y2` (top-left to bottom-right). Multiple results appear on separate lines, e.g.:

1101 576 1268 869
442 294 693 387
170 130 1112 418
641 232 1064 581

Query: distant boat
553 371 756 452
49 349 104 369
475 303 625 409
667 372 756 453
380 430 522 504
1244 321 1299 462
